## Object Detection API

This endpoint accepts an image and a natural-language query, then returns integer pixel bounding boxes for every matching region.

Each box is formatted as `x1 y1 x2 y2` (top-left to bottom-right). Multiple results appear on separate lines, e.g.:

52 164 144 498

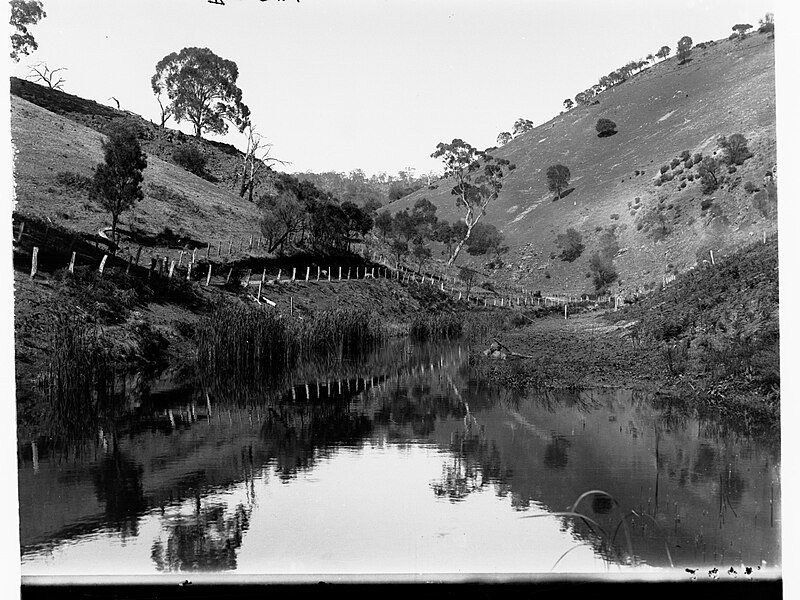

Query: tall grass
196 302 388 384
409 312 463 341
40 315 116 436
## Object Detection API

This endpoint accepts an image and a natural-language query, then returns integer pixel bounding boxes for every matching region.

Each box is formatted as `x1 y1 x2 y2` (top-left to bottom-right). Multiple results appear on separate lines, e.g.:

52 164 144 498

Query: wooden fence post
187 262 192 280
98 254 108 276
228 240 233 255
370 267 374 279
217 241 222 256
564 304 568 320
277 269 282 281
16 221 24 243
68 251 76 274
29 246 38 280
339 266 342 280
168 260 175 278
177 251 184 269
347 267 351 280
291 267 296 281
328 267 332 282
206 264 212 286
709 249 715 265
249 235 253 249
306 266 310 281
317 266 320 281
261 268 267 286
226 268 233 284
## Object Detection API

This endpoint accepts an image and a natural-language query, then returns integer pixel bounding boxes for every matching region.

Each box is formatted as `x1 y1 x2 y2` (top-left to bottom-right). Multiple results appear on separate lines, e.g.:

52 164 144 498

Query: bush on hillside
56 171 94 192
173 145 211 179
588 252 617 291
595 118 617 137
717 134 752 166
556 228 584 262
660 165 669 174
670 158 680 169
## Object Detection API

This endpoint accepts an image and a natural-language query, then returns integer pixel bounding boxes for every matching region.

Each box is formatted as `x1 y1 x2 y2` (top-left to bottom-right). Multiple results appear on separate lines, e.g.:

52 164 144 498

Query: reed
40 314 116 435
409 312 463 341
196 302 388 384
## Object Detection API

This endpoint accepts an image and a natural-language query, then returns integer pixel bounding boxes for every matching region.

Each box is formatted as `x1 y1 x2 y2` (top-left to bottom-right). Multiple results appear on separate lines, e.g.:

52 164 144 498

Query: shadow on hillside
677 58 694 66
122 228 208 250
597 130 618 138
552 188 576 202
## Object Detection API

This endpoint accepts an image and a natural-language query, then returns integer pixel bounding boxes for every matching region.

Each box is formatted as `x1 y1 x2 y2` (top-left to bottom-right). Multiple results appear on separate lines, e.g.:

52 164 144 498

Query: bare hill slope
394 33 778 295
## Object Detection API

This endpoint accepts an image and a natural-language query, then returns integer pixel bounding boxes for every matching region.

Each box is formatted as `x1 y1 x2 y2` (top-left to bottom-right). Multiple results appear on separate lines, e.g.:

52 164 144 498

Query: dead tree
27 62 66 90
238 123 287 202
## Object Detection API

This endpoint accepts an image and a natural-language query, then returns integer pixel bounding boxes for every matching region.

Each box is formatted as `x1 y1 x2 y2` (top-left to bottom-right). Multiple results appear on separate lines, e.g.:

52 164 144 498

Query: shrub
684 158 694 169
718 133 752 165
670 158 680 169
679 150 691 161
654 178 663 187
596 118 617 137
56 171 94 191
556 227 585 262
687 173 695 182
700 198 714 211
693 153 703 163
610 213 620 220
147 183 190 206
728 165 737 174
660 165 669 174
173 145 209 177
744 181 759 194
588 252 617 291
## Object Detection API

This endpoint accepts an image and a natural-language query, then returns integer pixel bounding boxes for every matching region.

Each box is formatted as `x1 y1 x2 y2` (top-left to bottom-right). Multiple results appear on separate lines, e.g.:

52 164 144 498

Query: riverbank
475 309 779 440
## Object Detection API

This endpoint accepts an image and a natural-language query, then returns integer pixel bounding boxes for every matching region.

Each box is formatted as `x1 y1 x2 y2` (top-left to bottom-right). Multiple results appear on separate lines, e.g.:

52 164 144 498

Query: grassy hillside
393 32 777 295
11 78 264 257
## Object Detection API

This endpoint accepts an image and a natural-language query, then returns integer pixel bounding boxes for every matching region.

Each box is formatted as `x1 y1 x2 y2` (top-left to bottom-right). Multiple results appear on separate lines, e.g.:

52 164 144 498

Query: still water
18 341 781 577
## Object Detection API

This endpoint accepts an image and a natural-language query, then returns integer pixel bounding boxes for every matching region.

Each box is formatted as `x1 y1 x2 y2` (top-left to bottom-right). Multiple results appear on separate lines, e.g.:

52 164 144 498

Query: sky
6 0 787 178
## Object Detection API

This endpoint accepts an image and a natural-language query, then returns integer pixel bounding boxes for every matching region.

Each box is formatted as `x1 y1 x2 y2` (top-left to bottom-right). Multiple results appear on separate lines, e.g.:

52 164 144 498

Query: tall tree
563 98 574 110
91 125 148 252
152 47 248 138
732 24 753 38
496 131 512 146
546 164 571 199
512 118 533 137
656 45 671 61
431 139 515 265
10 0 46 62
238 122 285 202
676 36 693 64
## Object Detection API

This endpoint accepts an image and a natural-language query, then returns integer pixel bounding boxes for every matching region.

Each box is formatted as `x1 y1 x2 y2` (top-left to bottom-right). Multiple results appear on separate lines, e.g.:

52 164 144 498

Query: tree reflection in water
543 435 571 470
91 435 147 541
151 500 251 572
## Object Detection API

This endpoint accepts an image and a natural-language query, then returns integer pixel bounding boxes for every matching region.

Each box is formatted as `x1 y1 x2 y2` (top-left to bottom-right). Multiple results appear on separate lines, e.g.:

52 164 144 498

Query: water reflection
18 341 781 574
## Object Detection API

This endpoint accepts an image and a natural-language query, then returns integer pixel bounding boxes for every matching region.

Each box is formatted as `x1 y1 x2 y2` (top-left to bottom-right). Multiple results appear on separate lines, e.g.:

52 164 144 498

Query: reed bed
40 315 116 435
408 312 463 341
196 302 388 384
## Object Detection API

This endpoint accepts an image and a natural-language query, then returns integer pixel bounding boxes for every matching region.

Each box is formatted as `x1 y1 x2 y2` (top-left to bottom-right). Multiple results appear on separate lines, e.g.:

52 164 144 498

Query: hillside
392 32 778 295
10 78 265 253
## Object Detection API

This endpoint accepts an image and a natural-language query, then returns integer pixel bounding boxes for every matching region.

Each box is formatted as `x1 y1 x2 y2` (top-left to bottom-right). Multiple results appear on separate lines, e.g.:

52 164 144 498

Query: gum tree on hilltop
10 0 46 62
655 45 671 61
152 47 249 139
496 131 512 147
91 126 147 252
512 118 533 137
676 36 693 64
431 139 515 266
732 24 752 39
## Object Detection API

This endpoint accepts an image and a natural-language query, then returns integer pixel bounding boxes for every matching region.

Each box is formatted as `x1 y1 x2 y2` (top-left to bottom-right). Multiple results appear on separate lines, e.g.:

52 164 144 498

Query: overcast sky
7 0 787 178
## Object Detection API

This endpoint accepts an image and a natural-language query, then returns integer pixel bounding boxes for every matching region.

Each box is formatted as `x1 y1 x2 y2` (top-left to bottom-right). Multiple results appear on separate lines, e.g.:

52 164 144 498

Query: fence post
149 257 156 279
277 269 282 281
98 254 108 276
29 246 38 280
317 266 320 281
16 220 24 243
226 268 233 284
328 267 332 282
339 266 342 281
564 304 568 320
228 240 233 255
709 249 715 265
217 241 222 256
187 262 192 280
261 268 267 286
168 260 175 278
249 235 253 249
206 264 212 286
306 266 310 281
347 267 351 280
371 267 374 279
291 267 296 281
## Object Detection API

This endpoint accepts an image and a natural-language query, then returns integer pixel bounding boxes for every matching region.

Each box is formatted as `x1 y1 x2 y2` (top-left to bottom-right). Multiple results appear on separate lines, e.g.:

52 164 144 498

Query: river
17 340 781 578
